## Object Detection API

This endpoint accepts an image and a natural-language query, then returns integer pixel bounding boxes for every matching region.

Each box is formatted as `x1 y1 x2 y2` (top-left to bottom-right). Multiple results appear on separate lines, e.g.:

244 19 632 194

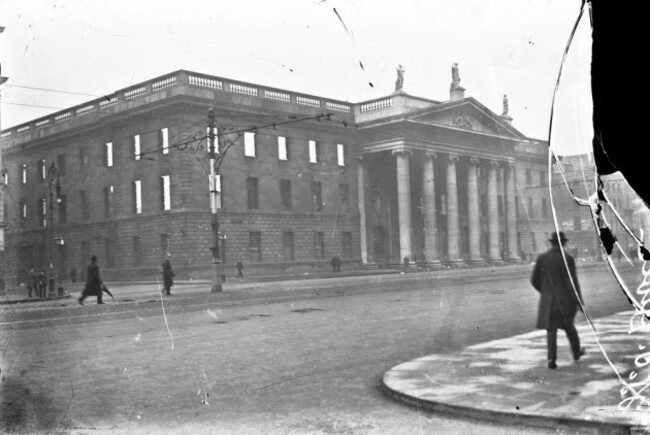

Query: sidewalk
0 267 400 305
383 311 650 434
0 260 614 307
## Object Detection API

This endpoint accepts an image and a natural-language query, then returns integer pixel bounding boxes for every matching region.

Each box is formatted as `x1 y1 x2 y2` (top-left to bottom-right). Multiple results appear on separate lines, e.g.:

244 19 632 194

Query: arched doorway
373 226 388 267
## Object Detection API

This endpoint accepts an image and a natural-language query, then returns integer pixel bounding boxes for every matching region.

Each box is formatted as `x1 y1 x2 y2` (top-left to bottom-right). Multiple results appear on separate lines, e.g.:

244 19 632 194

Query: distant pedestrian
162 259 175 295
335 256 342 272
236 260 244 278
37 271 47 299
27 266 37 298
78 256 104 305
331 256 337 272
531 232 585 370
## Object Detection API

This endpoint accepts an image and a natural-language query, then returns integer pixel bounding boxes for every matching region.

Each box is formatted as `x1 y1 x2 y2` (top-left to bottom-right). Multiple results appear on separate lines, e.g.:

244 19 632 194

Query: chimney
449 62 465 101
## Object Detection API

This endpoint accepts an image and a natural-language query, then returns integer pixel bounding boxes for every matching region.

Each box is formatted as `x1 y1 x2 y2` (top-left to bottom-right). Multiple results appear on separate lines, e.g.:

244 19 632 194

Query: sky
0 0 592 154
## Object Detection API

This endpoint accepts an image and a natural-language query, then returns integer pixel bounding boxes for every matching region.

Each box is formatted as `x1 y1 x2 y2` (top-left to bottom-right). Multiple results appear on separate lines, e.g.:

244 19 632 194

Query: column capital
447 154 459 163
392 148 412 157
425 152 437 160
356 154 366 163
488 160 501 169
469 157 481 166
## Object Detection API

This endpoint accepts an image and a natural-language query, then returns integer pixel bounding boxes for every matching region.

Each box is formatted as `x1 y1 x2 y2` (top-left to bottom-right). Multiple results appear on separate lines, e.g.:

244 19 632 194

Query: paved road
0 264 639 434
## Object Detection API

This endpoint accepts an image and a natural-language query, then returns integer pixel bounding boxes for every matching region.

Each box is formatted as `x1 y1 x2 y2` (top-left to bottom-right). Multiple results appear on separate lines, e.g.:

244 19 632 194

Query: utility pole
47 161 61 297
207 108 222 293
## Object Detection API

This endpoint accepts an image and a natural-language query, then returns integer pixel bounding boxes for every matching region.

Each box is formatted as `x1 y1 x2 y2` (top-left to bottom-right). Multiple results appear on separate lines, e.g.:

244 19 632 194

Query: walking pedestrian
37 270 47 299
531 231 585 369
162 259 174 295
27 266 37 298
335 255 342 272
78 256 104 305
331 256 337 272
236 260 244 278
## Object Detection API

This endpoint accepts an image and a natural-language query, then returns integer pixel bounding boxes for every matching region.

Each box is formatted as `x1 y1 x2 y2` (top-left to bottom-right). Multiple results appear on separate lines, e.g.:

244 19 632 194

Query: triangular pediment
408 97 526 139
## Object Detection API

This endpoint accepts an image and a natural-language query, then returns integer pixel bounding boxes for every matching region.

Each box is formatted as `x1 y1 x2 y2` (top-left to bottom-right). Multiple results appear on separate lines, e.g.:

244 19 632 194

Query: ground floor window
283 232 294 262
313 232 325 260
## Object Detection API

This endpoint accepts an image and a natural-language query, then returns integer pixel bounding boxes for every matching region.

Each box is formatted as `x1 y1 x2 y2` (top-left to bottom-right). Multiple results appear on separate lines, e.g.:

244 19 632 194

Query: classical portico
356 67 524 268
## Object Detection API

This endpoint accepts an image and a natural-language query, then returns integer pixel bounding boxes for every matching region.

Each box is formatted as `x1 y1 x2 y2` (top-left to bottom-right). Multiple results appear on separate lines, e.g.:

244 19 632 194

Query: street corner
382 311 648 433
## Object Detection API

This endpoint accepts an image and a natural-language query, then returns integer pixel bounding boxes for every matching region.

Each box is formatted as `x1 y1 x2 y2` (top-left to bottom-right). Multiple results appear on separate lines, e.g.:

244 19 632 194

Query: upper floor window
105 142 113 167
309 140 320 163
133 135 141 161
38 159 46 180
79 148 88 167
21 164 27 184
39 198 47 227
339 183 350 211
80 190 90 221
57 154 66 176
161 175 171 211
244 132 256 157
104 185 114 218
526 169 532 186
2 171 7 186
280 179 292 210
247 177 259 209
278 136 289 161
311 181 323 211
337 144 346 166
58 195 67 224
161 128 169 155
133 180 142 214
21 202 27 219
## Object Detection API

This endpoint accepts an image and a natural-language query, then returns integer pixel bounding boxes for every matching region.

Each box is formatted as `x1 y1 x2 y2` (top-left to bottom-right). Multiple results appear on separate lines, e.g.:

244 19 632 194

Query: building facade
0 68 556 283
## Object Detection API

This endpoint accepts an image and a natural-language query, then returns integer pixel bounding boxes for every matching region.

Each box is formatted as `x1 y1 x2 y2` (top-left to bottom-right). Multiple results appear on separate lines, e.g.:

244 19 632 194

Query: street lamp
47 161 62 297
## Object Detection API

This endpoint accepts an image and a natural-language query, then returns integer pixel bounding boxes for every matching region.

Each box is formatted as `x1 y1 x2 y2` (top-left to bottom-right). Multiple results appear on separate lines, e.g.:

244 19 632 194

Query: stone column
393 149 413 263
357 155 369 265
487 161 503 263
505 162 520 262
446 154 464 265
422 152 441 267
467 158 483 264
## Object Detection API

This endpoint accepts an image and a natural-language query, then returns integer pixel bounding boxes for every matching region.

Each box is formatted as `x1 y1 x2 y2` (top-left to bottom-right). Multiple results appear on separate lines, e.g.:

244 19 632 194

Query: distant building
0 68 556 282
552 155 645 261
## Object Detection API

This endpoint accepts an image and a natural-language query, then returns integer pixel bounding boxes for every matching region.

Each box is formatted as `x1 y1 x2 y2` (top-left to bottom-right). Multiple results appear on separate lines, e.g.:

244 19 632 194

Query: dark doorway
373 226 388 266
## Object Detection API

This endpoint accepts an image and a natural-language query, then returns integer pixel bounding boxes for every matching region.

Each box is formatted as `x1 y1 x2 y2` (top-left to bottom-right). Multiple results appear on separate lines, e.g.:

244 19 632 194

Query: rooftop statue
451 63 461 88
395 64 405 92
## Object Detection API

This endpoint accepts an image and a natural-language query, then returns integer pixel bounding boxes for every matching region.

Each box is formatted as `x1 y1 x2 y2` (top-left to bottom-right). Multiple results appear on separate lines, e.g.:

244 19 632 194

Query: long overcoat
162 261 174 289
531 246 582 330
82 262 102 297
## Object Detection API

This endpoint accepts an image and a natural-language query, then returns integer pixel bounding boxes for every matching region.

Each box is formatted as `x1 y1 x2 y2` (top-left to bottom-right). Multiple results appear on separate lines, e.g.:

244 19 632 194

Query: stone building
0 67 554 283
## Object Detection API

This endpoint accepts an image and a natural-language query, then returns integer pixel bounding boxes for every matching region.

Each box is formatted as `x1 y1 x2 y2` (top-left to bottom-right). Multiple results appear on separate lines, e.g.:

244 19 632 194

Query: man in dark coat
27 266 37 298
79 255 103 305
37 270 47 299
531 232 585 369
162 259 174 295
236 260 244 279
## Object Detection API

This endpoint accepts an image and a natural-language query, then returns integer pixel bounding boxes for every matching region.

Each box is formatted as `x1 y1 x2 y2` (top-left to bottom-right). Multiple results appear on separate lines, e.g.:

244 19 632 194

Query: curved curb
380 376 633 434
